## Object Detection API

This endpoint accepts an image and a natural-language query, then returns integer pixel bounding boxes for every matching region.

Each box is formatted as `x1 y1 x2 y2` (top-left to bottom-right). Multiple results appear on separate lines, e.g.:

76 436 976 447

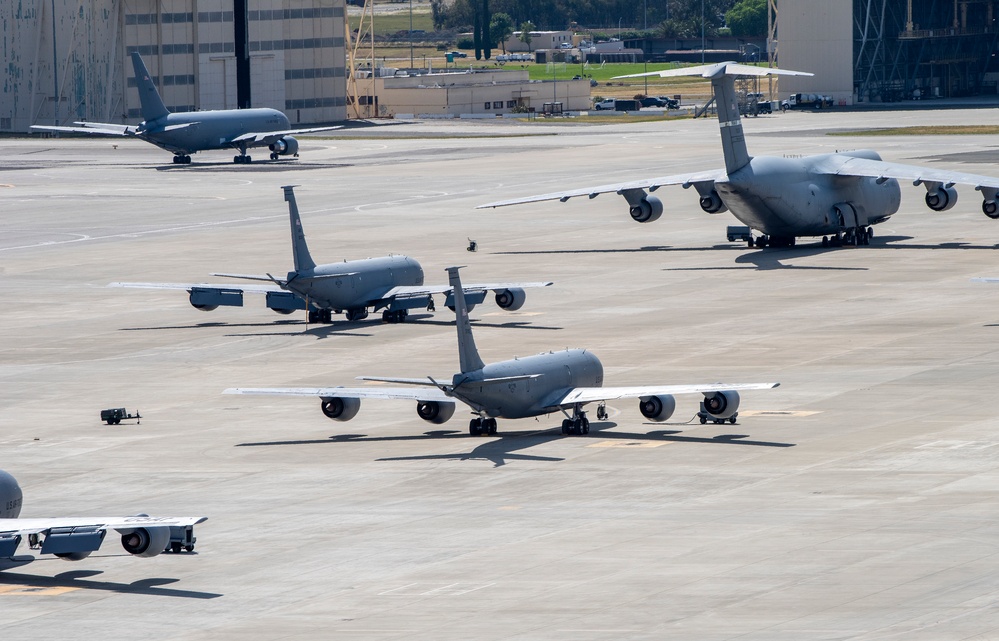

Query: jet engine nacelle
416 400 456 424
269 136 299 156
191 301 218 312
494 288 526 311
702 390 740 420
321 397 361 421
629 195 664 223
639 394 676 422
271 307 296 315
925 185 958 212
698 190 728 214
120 526 170 558
983 199 999 219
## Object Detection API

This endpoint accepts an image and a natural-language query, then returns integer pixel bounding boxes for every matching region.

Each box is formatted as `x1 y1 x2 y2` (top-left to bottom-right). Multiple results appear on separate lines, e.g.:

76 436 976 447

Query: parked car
447 51 467 59
656 96 680 109
594 98 615 110
639 96 668 108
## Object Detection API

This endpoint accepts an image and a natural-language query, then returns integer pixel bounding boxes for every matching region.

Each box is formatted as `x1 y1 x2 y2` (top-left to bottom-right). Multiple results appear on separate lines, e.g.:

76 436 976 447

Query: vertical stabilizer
447 267 486 373
130 53 171 122
283 186 316 272
710 72 751 174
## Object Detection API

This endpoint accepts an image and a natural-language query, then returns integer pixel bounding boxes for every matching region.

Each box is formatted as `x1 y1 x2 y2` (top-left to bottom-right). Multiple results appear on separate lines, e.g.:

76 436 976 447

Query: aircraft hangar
778 0 999 105
0 0 346 132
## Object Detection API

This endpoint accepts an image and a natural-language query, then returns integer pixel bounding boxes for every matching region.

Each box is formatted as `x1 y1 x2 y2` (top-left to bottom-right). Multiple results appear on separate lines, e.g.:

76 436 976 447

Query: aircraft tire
270 152 279 160
469 419 481 436
233 155 242 164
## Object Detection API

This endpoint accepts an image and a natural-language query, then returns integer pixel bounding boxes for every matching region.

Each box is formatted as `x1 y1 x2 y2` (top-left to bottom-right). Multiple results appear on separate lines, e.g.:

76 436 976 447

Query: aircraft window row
196 11 234 23
249 7 342 20
284 67 346 80
198 42 237 54
286 97 347 110
250 37 344 52
125 12 194 25
128 74 196 88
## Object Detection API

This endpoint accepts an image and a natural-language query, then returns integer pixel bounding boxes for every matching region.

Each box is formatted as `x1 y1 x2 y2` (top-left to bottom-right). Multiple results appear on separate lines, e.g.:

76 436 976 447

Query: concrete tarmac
3 108 999 639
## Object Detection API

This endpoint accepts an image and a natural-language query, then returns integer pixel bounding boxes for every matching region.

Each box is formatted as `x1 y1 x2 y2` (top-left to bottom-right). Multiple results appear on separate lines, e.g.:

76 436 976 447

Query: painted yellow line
0 584 79 596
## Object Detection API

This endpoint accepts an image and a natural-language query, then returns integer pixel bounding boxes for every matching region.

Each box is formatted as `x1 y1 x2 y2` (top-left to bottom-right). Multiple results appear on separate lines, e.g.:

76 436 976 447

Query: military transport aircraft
31 52 339 164
479 62 999 248
111 186 552 325
225 266 778 436
0 469 206 565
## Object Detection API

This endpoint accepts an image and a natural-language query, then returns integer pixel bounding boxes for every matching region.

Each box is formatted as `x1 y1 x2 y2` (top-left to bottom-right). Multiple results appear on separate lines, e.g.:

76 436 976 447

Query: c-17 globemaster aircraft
111 186 552 325
480 62 999 248
0 469 206 566
31 52 339 164
226 266 778 436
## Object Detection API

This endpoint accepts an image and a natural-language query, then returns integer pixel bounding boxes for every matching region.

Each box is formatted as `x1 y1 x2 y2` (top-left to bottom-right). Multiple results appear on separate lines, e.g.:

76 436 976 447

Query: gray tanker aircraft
225 266 778 436
111 186 551 325
31 52 339 164
480 62 999 248
0 469 206 565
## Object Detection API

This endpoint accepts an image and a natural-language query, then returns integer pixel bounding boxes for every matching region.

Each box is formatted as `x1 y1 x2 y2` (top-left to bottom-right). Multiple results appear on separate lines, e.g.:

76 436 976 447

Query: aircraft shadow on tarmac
117 314 561 338
0 564 222 599
154 161 352 172
237 422 795 467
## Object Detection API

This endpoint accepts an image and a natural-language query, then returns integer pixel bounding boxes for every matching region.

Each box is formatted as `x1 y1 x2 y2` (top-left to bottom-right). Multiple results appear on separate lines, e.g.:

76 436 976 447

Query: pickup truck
781 93 834 110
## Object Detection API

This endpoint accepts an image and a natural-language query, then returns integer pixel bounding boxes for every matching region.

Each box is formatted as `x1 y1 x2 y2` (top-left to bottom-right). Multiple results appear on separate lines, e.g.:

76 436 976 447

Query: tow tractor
697 401 738 425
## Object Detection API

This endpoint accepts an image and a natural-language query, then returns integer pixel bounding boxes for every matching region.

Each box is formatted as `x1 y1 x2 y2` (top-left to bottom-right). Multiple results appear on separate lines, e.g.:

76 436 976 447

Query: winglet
130 52 171 122
447 267 486 373
283 186 316 272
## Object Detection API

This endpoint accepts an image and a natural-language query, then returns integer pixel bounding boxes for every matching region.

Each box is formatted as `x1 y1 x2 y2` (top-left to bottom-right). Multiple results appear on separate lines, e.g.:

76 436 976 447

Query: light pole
409 0 414 69
701 0 705 64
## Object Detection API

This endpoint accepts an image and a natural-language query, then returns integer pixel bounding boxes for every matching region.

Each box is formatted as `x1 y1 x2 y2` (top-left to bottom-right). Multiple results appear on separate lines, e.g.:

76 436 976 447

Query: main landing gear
172 154 192 164
561 405 590 435
381 310 408 323
345 308 369 322
233 154 253 164
308 309 334 324
751 234 796 248
822 226 873 247
469 417 497 436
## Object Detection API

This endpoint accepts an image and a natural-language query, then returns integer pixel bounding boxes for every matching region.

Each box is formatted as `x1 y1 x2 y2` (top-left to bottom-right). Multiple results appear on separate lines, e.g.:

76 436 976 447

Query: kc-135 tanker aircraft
112 186 552 325
0 469 206 566
226 266 778 436
32 52 339 164
480 62 999 248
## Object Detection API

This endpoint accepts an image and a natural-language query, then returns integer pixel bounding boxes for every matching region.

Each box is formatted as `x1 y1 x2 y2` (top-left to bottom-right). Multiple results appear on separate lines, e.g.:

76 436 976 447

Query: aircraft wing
382 281 554 297
613 61 814 80
231 125 343 145
31 123 135 136
972 277 999 283
476 169 726 209
109 281 281 294
0 515 207 537
224 386 451 402
822 156 999 193
540 382 780 409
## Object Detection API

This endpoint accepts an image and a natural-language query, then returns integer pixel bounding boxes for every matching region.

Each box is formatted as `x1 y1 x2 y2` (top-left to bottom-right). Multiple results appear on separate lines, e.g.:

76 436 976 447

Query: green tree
483 0 492 59
491 12 515 53
726 0 767 37
519 20 535 52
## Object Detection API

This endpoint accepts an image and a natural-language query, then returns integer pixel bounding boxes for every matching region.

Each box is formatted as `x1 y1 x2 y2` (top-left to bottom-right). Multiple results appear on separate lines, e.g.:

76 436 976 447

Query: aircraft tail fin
130 52 171 122
283 186 316 272
612 62 813 175
447 266 486 374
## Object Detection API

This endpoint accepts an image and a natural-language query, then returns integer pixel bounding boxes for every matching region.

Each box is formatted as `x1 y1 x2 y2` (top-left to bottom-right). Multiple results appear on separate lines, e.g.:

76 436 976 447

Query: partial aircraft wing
383 281 554 297
1 515 207 537
31 122 136 136
224 386 450 402
109 281 281 294
819 155 999 194
231 125 343 145
540 382 780 409
477 170 726 209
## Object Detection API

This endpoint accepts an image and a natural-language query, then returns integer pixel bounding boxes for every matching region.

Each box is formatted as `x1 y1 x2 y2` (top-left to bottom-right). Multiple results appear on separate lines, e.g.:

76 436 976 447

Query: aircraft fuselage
718 150 902 237
286 255 424 311
139 108 290 155
453 349 604 419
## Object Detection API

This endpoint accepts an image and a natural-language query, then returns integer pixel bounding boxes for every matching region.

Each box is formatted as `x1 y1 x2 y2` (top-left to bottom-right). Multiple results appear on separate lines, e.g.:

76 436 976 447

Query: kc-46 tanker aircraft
32 52 339 164
225 266 778 435
112 186 552 325
0 469 206 566
480 62 999 248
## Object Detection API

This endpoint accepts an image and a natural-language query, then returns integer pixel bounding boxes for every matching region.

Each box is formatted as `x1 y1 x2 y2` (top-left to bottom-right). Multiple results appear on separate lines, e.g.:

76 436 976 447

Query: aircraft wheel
756 236 768 248
308 310 320 324
747 237 754 248
270 152 279 160
561 419 571 435
469 418 481 436
822 236 829 247
582 417 590 434
245 155 252 163
483 418 497 435
234 155 242 164
320 310 333 324
172 156 181 164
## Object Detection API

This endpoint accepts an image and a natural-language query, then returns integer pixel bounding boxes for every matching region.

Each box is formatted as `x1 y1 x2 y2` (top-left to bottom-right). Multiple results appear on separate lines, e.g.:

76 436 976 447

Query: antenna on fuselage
283 185 316 272
446 266 485 374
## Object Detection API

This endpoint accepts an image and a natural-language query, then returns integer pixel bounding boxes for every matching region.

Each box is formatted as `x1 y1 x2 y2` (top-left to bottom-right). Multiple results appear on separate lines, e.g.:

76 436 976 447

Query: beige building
776 1 854 105
500 30 573 53
1 0 346 132
351 69 591 118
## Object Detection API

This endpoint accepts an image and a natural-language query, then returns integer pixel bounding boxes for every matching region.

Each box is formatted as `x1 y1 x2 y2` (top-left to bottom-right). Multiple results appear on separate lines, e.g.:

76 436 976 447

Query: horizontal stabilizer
614 62 813 81
224 386 449 402
31 124 133 137
210 273 286 284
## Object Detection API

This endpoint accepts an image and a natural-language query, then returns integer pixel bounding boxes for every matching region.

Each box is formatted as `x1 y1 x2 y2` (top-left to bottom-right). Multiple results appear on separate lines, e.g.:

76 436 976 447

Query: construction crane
345 0 376 118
